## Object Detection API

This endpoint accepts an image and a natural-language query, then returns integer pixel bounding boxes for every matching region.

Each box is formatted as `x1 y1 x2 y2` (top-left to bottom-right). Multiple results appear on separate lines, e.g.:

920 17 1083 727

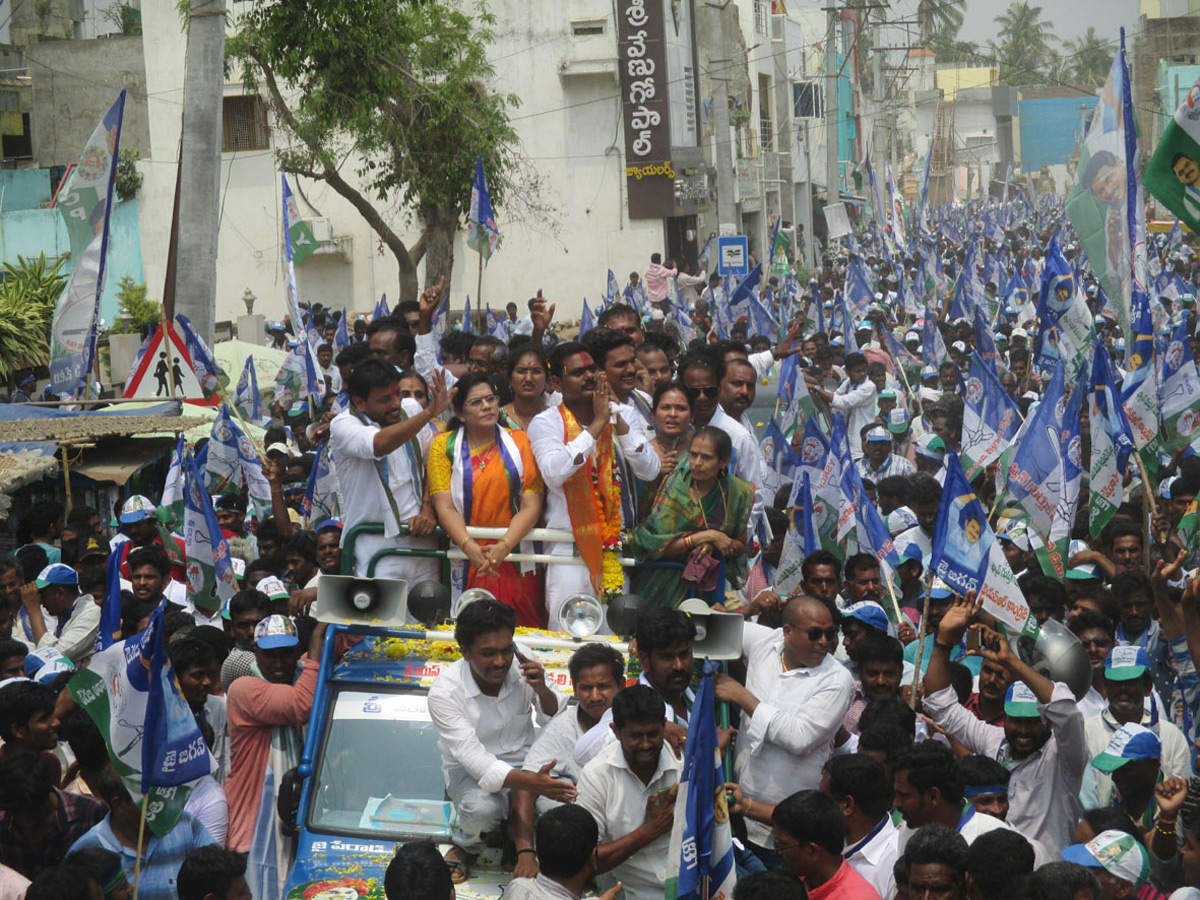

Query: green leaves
0 254 69 380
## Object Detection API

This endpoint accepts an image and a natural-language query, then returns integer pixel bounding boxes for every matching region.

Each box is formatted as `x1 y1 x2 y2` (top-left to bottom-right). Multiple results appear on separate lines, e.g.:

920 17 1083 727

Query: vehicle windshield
308 687 455 841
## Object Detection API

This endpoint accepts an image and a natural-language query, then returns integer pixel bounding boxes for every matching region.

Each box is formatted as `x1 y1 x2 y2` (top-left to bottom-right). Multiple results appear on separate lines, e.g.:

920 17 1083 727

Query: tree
926 21 981 65
0 254 69 380
1064 27 1115 87
229 0 535 302
917 0 965 44
989 2 1057 86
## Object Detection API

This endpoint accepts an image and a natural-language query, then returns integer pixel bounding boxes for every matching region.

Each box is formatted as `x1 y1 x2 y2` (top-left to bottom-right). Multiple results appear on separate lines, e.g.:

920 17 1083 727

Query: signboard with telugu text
617 0 673 219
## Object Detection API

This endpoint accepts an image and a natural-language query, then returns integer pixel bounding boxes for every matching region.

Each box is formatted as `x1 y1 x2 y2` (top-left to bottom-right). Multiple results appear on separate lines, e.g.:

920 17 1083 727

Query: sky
958 0 1140 49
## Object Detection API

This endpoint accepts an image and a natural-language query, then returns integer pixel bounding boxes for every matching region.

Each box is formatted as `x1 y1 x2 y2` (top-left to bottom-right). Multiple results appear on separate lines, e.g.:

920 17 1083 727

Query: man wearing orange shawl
528 341 661 631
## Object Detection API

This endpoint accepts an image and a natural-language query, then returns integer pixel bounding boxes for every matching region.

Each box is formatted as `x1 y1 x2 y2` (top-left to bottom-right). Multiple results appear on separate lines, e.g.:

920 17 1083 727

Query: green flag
1145 77 1200 233
289 216 318 265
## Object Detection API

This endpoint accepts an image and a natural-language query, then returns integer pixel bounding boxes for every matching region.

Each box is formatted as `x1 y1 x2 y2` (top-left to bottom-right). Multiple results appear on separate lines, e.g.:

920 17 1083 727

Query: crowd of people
4 202 1200 900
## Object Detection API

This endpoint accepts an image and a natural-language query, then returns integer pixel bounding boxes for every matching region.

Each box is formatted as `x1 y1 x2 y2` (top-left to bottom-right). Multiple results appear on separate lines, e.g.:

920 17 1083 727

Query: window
754 0 768 35
793 81 823 119
758 74 774 151
222 96 270 152
571 18 605 36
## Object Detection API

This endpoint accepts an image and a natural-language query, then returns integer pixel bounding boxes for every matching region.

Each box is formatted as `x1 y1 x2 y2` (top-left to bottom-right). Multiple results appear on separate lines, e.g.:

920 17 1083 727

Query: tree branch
251 48 419 287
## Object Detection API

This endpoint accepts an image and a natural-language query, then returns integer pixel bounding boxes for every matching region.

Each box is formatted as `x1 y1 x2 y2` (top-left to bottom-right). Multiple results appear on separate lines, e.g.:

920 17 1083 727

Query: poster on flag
68 600 211 835
49 91 126 397
933 453 1038 637
960 351 1022 478
1145 76 1200 233
183 449 239 610
1089 342 1136 538
467 155 501 260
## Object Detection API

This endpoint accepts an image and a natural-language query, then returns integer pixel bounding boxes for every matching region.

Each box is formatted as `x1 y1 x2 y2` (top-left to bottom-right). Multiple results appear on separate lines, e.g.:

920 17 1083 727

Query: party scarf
559 405 623 593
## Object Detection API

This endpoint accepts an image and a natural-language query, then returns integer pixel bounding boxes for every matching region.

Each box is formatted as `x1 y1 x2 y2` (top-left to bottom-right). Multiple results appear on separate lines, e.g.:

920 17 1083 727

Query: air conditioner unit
308 219 333 242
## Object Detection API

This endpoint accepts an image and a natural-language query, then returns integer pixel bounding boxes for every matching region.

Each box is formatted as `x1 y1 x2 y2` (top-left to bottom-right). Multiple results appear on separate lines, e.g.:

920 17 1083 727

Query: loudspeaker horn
313 575 409 627
678 598 744 661
1030 618 1092 700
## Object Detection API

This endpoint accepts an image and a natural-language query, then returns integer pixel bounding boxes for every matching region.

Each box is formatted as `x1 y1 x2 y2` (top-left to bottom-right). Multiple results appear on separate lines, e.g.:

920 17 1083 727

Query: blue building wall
1018 96 1098 171
1159 63 1200 116
0 195 144 326
0 170 54 211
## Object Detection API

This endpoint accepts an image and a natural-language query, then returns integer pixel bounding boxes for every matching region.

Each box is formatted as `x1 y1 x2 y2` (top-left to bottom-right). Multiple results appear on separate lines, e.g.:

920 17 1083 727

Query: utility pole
174 0 227 344
873 46 884 171
708 1 737 234
824 4 839 210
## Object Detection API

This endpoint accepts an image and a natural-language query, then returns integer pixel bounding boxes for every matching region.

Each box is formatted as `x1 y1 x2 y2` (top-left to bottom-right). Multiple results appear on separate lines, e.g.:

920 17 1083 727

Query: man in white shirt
806 352 878 458
18 564 100 666
329 357 448 591
821 753 899 898
576 685 682 900
528 342 659 631
511 643 625 879
427 599 575 882
920 597 1087 857
715 594 854 861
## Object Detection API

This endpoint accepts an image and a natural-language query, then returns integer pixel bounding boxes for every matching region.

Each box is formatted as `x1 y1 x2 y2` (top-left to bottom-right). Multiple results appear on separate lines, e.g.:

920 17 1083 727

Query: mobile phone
966 629 980 652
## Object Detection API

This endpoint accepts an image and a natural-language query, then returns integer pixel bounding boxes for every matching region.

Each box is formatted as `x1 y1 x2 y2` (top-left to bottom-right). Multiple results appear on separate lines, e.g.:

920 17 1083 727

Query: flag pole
882 565 904 625
477 251 485 324
1136 453 1158 573
908 575 934 711
132 793 148 900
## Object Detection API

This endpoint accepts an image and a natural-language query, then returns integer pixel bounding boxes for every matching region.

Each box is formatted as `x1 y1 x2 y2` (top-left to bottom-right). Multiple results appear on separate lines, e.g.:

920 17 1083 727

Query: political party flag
1146 75 1200 234
281 175 313 331
205 404 272 518
776 418 843 592
888 161 908 251
234 356 270 428
174 314 226 395
1090 342 1136 538
157 434 186 533
1065 31 1142 344
728 264 762 324
49 91 126 398
301 441 340 525
578 300 597 339
922 307 948 367
973 306 1000 370
334 310 350 352
933 453 1038 637
486 304 507 339
698 233 714 267
1158 314 1200 453
466 155 500 260
606 269 620 304
374 294 390 321
462 294 474 334
1035 238 1091 376
999 359 1083 578
777 355 819 437
665 659 736 900
183 448 238 611
68 598 211 835
760 416 797 498
95 544 123 652
843 259 875 321
960 350 1022 479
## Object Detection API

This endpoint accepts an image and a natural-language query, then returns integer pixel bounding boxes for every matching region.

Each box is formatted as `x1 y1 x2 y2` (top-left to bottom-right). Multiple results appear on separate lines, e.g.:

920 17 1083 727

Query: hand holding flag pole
909 573 935 710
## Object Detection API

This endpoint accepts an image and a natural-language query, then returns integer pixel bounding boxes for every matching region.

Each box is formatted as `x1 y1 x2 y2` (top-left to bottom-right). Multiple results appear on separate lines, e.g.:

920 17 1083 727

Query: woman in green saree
631 424 753 610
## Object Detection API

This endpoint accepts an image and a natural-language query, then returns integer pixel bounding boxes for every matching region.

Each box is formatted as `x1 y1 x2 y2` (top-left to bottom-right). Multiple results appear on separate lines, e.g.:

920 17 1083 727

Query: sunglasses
805 627 840 643
691 386 718 398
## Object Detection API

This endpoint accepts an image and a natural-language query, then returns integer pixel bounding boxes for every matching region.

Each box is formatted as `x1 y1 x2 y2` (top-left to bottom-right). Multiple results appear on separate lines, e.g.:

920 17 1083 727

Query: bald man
715 595 855 862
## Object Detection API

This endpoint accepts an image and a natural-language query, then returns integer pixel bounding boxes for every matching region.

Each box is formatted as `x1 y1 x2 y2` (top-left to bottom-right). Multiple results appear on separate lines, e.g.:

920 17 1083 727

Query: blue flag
462 294 474 334
374 294 390 321
466 155 500 259
922 309 947 368
933 452 1037 636
843 258 875 321
175 314 225 394
234 356 269 427
728 264 762 323
334 309 350 352
578 300 597 338
762 416 798 482
184 447 239 610
698 233 714 267
665 660 736 900
95 545 123 651
1035 238 1078 371
973 306 1000 369
606 269 619 304
142 599 212 788
960 350 1022 478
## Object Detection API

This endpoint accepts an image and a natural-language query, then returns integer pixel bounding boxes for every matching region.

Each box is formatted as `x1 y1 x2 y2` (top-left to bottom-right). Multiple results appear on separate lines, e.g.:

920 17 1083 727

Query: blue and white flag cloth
760 416 797 498
183 448 239 610
579 300 597 339
665 660 736 900
486 304 508 339
776 416 844 592
922 308 948 367
301 442 340 525
466 154 500 260
607 269 620 304
175 314 225 394
462 294 474 334
934 452 1038 636
95 545 123 652
234 357 270 428
334 309 350 352
1158 314 1200 454
1090 340 1136 537
374 294 390 321
728 265 761 324
843 258 875 321
960 350 1022 479
69 598 211 836
206 405 272 518
698 233 714 267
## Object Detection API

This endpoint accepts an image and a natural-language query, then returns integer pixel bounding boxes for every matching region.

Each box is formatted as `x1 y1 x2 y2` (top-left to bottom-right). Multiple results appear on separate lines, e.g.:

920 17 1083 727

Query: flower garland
593 436 625 599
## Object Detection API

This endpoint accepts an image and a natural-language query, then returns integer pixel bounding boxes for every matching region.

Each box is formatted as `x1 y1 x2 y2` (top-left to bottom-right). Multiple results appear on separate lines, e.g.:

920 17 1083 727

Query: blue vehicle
281 622 603 900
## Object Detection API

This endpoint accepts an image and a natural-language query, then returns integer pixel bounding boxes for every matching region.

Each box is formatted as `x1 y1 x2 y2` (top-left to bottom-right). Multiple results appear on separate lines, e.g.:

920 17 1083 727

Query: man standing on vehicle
330 355 449 593
427 599 576 884
511 643 625 878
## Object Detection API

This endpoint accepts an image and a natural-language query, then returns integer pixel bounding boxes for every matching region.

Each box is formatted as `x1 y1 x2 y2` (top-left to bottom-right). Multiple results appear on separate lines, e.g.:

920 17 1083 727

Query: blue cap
842 601 890 633
1003 682 1041 718
34 564 77 589
1104 646 1150 681
1091 723 1161 772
